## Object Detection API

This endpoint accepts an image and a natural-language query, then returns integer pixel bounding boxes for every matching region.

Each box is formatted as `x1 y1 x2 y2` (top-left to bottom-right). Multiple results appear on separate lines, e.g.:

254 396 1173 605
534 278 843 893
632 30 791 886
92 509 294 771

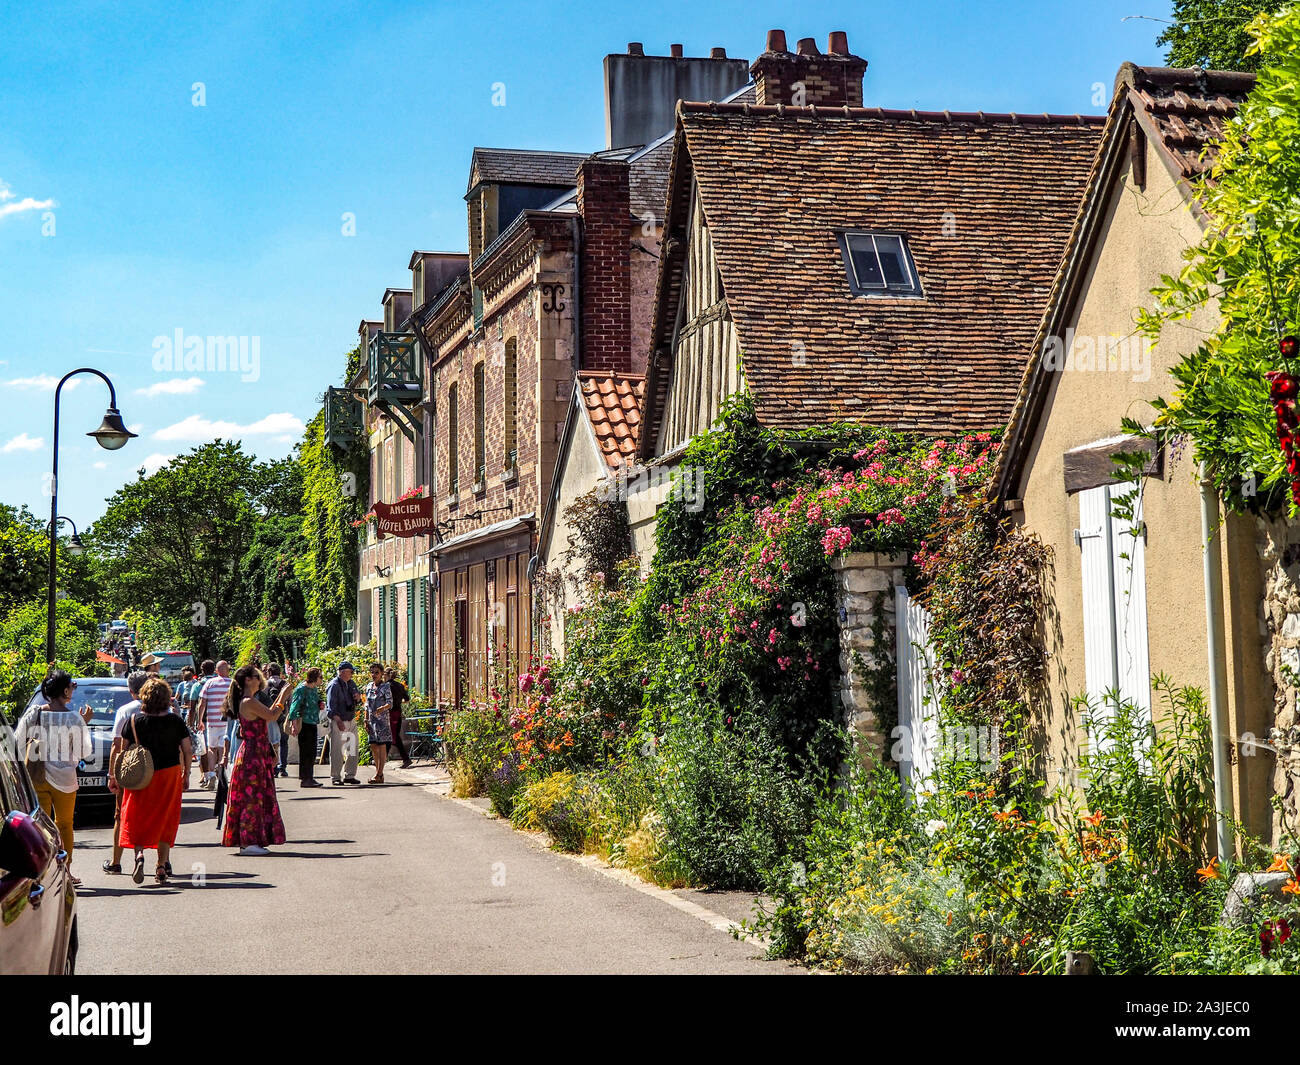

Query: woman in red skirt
221 666 287 856
118 678 193 885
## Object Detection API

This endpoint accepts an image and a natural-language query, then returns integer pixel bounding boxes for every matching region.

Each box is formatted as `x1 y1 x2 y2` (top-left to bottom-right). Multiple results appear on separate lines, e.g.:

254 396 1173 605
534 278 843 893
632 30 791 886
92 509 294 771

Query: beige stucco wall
627 458 681 572
1012 131 1272 840
538 411 610 657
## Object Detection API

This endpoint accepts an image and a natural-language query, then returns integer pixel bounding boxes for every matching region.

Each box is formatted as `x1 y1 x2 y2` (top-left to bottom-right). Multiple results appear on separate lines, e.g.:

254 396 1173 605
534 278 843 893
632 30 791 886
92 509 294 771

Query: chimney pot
828 30 849 55
710 46 726 58
627 42 644 55
670 43 683 58
796 36 820 56
765 29 787 53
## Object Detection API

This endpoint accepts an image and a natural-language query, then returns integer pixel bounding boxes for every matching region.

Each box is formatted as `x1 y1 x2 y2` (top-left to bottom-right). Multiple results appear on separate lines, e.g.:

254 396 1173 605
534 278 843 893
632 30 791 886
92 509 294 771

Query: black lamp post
46 369 135 664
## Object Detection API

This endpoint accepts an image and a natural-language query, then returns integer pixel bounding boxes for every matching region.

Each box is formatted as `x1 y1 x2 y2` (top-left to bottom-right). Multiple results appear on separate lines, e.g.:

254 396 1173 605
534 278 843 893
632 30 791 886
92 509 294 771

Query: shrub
443 700 510 799
655 701 819 890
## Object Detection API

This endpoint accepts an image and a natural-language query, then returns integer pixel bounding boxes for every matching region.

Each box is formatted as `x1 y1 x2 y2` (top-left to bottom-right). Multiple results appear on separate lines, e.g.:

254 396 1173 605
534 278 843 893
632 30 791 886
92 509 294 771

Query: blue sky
0 0 1171 531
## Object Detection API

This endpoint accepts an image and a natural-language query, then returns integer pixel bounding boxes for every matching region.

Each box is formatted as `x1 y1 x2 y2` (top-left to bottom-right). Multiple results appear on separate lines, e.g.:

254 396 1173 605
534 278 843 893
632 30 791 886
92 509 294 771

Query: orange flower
992 809 1020 823
1196 857 1220 883
1083 809 1105 828
1268 854 1292 874
1283 879 1300 896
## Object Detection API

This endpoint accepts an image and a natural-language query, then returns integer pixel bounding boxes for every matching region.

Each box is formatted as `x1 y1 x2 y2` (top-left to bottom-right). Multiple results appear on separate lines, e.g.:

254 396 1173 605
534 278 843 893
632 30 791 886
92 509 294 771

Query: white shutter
1077 485 1118 705
1111 488 1151 720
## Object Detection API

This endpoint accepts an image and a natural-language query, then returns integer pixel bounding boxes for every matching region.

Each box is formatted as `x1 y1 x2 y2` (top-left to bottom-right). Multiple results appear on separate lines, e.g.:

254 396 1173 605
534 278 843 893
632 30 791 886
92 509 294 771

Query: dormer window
413 261 424 307
837 231 921 296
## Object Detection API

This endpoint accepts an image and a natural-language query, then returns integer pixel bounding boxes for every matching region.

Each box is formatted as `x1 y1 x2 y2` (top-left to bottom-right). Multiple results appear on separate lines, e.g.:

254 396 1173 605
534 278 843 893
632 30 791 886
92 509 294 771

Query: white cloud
135 377 205 398
3 374 78 391
92 461 107 470
0 180 56 218
152 411 305 442
139 453 175 475
2 432 44 453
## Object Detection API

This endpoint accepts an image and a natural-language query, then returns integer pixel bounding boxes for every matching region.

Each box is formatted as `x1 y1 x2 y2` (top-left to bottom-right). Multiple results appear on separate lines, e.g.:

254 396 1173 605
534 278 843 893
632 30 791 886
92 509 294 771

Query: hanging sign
373 496 435 539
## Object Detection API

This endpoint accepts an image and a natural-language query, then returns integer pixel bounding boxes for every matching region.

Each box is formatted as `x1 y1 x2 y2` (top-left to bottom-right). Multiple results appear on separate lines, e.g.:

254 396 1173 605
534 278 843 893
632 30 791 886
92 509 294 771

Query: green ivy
1139 8 1300 513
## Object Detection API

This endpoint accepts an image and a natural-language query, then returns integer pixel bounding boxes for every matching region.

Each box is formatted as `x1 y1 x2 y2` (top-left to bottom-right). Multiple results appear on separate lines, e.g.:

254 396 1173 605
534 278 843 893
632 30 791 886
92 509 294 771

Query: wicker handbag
114 715 155 791
21 705 46 788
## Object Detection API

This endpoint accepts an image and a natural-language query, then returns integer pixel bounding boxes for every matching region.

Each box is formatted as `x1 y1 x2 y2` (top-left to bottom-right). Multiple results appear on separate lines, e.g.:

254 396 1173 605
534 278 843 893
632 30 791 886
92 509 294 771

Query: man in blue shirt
325 662 363 785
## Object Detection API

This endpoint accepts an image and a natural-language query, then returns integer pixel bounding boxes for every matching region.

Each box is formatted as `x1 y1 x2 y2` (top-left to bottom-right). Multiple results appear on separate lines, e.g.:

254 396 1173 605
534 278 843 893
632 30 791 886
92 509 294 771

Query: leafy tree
1138 7 1300 511
0 598 104 723
0 504 102 618
233 514 310 663
1159 0 1290 71
89 439 297 656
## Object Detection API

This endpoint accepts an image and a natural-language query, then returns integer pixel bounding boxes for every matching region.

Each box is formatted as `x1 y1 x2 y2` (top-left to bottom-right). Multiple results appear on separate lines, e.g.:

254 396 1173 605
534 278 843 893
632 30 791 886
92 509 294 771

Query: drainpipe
1200 461 1235 860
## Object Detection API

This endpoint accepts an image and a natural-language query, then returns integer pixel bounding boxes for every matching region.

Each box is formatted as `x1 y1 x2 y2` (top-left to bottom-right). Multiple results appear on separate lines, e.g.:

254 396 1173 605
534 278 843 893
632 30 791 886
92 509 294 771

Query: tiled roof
1123 64 1253 180
992 65 1253 501
628 137 673 220
578 372 645 468
467 148 587 194
643 104 1105 446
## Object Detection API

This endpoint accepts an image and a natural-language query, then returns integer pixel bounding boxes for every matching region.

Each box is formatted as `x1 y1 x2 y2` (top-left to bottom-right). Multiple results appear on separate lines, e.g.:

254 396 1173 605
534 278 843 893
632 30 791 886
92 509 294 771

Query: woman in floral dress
221 665 286 856
364 663 393 785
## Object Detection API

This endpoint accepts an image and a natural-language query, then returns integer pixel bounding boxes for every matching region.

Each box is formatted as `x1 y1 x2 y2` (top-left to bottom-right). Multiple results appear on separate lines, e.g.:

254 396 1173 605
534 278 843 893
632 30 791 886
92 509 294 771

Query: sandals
102 860 121 875
154 865 168 885
368 774 385 785
131 854 145 884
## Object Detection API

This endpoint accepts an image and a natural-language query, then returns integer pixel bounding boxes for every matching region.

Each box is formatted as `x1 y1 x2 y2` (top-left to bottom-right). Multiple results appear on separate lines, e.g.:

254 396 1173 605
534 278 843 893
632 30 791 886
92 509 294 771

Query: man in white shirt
194 660 233 790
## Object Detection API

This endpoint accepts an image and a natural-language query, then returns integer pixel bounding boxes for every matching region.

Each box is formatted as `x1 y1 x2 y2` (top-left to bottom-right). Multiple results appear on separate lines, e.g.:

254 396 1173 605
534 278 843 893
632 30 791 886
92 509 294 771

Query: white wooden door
895 586 940 796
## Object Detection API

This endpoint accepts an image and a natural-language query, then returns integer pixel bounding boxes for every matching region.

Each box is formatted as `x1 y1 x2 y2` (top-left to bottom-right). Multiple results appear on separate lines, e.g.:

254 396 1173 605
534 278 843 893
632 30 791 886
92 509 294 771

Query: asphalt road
70 770 797 975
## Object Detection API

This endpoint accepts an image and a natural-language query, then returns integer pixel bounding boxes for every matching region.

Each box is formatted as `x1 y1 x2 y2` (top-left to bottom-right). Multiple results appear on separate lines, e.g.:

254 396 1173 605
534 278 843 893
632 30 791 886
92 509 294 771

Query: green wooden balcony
367 331 422 408
324 386 364 449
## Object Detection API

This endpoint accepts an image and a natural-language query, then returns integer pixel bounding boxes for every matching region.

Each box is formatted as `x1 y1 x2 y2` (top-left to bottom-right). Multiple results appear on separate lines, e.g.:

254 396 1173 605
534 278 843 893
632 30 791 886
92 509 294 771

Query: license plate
80 775 107 788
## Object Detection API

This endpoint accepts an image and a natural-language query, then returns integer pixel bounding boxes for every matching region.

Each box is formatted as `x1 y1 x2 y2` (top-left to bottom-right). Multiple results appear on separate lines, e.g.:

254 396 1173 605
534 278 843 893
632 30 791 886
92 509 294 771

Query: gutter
1199 462 1235 860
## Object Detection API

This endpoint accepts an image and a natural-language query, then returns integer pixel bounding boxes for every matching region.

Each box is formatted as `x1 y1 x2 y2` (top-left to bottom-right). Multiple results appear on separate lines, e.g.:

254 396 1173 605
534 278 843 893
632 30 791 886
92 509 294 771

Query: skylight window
838 232 921 296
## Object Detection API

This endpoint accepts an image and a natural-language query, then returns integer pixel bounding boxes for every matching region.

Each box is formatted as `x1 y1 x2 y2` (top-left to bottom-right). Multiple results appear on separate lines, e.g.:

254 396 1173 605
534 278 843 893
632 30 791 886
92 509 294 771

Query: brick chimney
577 157 632 373
751 29 867 107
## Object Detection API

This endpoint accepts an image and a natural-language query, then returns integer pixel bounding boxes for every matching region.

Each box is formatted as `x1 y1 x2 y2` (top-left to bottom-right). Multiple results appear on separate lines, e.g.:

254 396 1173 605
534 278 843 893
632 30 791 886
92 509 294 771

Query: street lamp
46 369 136 664
49 515 85 557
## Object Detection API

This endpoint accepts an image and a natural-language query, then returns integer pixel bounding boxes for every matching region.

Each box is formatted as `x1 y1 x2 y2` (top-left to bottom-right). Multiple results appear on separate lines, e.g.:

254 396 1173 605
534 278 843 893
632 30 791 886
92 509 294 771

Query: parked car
108 619 129 635
0 714 78 975
23 677 134 822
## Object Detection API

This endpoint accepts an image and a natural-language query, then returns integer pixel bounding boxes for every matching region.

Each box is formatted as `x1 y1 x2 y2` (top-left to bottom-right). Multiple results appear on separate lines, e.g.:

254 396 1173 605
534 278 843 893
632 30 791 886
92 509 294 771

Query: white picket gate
894 585 941 797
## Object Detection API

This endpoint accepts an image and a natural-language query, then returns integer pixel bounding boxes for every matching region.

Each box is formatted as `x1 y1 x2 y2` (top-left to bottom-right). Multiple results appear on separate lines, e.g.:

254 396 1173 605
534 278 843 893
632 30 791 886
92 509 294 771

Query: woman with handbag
286 667 324 788
221 665 286 856
16 670 92 885
117 677 192 885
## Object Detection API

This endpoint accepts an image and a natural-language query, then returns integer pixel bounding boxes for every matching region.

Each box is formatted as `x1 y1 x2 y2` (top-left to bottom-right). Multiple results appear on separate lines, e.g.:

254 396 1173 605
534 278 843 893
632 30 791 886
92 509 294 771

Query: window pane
874 235 910 288
846 235 883 288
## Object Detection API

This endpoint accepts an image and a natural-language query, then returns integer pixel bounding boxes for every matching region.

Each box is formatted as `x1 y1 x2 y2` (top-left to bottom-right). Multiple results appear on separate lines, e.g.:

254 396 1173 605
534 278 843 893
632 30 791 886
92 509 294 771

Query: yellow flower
1196 857 1220 883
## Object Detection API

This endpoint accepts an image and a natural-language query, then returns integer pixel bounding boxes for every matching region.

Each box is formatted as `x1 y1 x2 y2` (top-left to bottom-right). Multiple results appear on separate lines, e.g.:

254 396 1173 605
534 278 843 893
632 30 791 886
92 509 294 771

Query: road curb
401 763 774 955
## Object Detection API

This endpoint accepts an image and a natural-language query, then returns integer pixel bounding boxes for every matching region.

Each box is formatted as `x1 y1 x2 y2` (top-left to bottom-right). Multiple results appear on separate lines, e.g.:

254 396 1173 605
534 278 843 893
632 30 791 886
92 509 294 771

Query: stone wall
832 551 908 760
1257 517 1300 834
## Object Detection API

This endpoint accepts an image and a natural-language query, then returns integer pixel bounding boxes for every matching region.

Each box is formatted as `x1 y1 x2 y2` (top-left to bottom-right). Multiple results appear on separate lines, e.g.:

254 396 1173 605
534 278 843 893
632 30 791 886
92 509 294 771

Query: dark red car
0 714 78 974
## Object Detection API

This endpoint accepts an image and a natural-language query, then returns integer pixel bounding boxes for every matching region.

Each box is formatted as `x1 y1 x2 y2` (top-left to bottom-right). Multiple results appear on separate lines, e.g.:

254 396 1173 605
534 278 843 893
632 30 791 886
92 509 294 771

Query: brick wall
629 221 660 375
